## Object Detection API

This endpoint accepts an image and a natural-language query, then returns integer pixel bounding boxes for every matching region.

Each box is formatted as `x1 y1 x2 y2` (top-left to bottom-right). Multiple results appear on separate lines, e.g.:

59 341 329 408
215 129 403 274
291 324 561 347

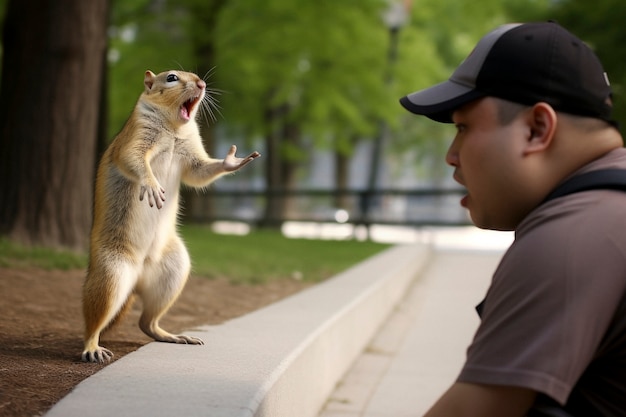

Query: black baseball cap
400 22 615 125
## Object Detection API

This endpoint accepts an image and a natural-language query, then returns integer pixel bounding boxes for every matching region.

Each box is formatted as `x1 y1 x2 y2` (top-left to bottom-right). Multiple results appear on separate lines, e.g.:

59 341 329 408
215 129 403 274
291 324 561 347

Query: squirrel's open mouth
180 95 201 121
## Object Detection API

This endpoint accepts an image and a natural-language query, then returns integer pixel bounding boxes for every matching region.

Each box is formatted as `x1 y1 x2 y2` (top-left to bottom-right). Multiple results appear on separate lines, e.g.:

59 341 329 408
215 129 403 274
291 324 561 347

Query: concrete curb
45 244 432 417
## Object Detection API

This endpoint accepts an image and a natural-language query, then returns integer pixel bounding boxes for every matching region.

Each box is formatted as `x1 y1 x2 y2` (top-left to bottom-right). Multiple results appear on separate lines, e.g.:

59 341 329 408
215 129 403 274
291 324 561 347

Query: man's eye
455 123 466 133
166 74 178 82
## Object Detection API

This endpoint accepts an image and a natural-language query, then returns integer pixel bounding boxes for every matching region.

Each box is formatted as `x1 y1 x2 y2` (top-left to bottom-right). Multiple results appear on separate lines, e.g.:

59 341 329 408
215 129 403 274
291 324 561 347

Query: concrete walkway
46 244 432 417
45 227 507 417
319 250 503 417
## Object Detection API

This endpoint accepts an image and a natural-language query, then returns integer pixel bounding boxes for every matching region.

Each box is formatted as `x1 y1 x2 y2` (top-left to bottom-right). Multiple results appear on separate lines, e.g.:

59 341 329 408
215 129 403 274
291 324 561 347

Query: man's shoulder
519 167 626 245
499 190 626 291
579 147 626 173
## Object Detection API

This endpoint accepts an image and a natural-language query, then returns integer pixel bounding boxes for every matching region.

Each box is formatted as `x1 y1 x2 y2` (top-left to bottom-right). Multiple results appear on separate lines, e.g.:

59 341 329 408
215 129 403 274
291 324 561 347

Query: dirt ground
0 267 310 417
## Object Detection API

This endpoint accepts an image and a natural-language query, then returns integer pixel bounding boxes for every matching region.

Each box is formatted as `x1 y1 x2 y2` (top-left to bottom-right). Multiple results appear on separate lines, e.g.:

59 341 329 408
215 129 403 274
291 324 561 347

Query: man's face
447 97 531 230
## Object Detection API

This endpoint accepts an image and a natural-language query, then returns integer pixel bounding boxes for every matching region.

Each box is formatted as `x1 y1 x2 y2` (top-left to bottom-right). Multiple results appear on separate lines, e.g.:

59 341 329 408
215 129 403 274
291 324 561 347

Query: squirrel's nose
197 80 206 90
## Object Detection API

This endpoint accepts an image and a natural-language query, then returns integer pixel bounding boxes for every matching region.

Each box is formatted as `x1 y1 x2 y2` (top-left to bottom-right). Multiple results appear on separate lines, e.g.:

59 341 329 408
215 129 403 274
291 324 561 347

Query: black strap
543 169 626 204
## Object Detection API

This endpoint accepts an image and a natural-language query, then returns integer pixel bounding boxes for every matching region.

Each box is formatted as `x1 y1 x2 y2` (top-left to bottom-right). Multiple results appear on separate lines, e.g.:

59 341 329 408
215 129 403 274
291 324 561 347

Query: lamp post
361 0 410 237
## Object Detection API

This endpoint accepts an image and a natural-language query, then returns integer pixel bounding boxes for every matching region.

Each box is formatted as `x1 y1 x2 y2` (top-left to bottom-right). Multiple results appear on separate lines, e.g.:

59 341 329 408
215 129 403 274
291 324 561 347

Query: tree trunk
261 130 283 227
0 0 109 250
259 101 303 227
260 99 286 227
334 151 351 210
279 121 300 219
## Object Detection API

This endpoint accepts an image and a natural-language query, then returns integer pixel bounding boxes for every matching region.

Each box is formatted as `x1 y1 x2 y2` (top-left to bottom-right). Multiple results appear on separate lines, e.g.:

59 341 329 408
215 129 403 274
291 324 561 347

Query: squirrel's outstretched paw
222 146 261 172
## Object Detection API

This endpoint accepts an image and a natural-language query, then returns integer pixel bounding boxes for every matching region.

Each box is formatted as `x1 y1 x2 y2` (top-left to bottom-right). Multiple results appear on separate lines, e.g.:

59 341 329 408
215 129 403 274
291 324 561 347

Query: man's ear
523 102 557 155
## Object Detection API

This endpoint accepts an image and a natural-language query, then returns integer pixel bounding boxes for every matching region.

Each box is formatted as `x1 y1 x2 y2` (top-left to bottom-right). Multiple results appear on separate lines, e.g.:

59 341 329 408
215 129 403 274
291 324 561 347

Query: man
400 22 626 416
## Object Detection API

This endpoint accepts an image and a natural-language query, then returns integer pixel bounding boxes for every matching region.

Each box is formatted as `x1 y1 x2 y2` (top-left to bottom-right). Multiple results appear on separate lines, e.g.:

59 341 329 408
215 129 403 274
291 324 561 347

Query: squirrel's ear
144 70 156 91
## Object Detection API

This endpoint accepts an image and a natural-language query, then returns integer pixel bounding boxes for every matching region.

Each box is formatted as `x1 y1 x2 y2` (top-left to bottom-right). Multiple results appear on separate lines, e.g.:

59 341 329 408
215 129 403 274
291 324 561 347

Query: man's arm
424 382 537 417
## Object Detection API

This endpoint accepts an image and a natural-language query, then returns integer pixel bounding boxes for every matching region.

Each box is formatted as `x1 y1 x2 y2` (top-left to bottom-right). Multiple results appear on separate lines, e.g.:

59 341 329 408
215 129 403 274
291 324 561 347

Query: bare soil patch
0 267 309 417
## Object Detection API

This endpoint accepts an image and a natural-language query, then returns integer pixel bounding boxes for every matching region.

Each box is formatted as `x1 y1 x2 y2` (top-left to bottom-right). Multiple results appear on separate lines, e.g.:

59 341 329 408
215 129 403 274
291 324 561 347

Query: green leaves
105 0 562 175
214 0 390 143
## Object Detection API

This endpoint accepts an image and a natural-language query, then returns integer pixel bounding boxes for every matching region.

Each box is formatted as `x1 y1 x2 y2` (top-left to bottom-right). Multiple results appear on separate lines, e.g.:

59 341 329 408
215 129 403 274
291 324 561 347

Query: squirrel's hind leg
82 260 139 363
137 236 204 345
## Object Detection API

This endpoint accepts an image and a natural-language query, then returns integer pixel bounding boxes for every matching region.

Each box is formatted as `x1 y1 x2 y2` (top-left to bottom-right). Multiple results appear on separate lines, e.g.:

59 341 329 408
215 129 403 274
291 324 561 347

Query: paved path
318 249 504 417
46 244 432 417
44 227 509 417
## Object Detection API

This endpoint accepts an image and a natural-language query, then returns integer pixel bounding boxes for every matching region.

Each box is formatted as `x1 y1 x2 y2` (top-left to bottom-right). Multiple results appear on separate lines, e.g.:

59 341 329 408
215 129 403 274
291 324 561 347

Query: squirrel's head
142 70 207 125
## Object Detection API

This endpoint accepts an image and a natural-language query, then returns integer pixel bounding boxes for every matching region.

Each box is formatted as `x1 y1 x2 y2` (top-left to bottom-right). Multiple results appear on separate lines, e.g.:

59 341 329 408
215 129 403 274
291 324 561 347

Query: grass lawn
182 225 391 284
0 226 391 284
0 237 88 270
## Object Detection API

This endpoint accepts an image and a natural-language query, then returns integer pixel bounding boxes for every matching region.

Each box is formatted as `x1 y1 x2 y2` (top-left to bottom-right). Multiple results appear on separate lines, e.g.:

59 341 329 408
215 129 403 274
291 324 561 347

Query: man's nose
445 139 460 167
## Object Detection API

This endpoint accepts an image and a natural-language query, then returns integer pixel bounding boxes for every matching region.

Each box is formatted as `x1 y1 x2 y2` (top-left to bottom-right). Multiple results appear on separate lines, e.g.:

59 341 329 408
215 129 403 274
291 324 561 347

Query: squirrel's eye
166 74 178 83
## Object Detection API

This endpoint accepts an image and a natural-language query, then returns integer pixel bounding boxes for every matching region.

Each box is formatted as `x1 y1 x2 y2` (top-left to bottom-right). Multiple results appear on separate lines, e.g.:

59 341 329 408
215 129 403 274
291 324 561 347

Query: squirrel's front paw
139 181 166 209
223 145 261 172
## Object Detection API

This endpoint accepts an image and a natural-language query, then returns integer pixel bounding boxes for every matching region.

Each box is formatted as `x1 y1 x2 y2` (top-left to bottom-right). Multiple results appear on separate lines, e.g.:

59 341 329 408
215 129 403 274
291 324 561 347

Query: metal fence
184 188 471 227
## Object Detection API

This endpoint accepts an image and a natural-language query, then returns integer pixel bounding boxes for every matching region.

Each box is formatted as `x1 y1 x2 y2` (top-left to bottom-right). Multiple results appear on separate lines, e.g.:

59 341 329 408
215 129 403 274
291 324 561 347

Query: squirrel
82 69 260 363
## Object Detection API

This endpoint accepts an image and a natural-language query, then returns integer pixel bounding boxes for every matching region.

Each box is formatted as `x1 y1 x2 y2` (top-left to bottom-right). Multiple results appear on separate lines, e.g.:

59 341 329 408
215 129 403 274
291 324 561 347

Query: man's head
400 22 622 231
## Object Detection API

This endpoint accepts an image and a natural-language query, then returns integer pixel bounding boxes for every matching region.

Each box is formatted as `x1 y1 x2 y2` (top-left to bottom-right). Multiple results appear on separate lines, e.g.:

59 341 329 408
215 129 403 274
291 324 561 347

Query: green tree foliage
213 0 411 222
392 0 510 177
214 0 391 153
104 0 530 174
107 0 196 138
212 0 511 154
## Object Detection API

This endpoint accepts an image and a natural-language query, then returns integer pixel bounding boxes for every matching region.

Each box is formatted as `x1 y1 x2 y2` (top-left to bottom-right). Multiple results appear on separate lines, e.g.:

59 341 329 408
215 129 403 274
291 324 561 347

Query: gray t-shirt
458 148 626 416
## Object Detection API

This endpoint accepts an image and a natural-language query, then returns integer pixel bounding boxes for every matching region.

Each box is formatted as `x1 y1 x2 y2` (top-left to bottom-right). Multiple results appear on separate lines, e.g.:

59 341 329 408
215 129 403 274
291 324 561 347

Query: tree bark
334 151 351 210
260 98 286 227
0 0 109 250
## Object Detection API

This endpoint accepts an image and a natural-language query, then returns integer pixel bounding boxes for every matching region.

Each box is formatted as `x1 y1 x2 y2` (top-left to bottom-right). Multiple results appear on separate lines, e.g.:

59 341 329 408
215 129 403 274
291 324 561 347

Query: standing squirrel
82 69 260 363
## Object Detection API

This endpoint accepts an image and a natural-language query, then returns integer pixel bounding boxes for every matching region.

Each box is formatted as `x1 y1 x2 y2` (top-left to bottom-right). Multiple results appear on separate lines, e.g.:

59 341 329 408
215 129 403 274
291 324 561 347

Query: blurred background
0 0 624 250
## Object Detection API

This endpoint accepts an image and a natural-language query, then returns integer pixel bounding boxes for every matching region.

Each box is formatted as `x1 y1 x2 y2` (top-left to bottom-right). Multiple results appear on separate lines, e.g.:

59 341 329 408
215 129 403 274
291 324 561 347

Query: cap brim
400 80 486 123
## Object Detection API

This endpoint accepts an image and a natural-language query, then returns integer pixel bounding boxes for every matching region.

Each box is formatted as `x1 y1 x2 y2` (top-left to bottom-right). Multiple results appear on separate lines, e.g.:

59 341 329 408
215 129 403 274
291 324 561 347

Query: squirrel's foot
82 346 114 363
170 334 204 345
155 333 204 345
140 321 204 345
